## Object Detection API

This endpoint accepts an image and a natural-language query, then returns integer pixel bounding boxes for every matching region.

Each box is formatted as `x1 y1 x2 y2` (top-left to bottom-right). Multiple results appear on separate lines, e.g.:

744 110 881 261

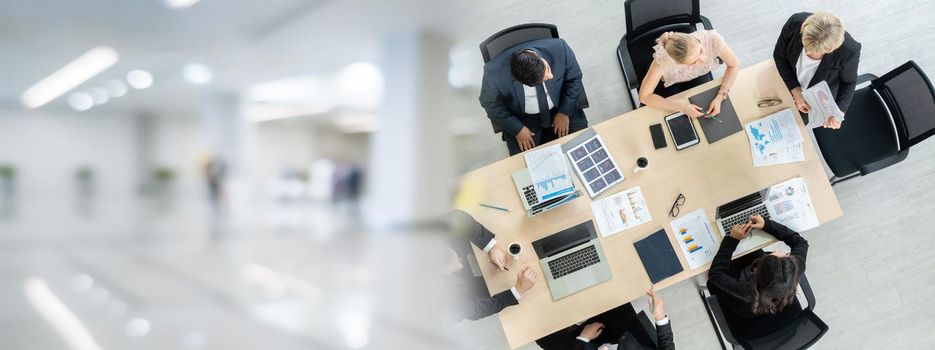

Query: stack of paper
590 186 651 237
745 109 805 167
524 145 576 202
803 81 845 127
766 177 819 232
669 208 719 270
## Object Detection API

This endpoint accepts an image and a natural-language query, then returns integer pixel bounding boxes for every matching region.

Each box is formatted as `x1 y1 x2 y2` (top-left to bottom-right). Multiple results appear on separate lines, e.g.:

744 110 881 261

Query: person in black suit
536 289 675 350
479 38 588 155
773 12 861 129
706 215 808 338
445 210 538 322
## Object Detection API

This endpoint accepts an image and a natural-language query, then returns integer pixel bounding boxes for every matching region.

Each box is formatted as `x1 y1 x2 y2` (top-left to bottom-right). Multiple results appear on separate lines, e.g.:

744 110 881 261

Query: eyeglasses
757 99 782 107
669 193 686 218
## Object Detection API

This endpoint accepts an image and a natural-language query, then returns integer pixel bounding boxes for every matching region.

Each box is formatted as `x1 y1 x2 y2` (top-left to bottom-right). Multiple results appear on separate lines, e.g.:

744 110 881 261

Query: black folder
688 86 743 144
634 228 683 284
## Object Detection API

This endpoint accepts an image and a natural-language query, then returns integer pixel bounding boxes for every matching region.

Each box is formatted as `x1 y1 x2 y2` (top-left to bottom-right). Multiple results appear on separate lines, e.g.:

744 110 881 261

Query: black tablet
665 112 700 150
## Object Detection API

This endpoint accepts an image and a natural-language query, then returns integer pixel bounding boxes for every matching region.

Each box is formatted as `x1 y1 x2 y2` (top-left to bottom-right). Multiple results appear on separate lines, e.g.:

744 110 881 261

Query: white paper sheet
746 109 806 167
590 186 652 237
669 208 719 270
524 144 575 202
803 80 845 124
766 177 819 232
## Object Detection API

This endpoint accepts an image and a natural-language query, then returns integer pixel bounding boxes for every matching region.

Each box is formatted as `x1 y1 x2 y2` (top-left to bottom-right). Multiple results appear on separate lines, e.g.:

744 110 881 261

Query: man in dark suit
773 11 861 129
479 38 588 155
536 289 675 350
445 210 538 322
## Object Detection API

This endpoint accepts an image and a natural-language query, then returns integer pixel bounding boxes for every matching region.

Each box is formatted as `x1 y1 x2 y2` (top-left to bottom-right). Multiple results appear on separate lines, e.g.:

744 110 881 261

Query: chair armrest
617 37 638 90
635 311 659 347
859 149 909 175
700 16 714 30
699 286 738 345
857 73 878 85
799 274 817 311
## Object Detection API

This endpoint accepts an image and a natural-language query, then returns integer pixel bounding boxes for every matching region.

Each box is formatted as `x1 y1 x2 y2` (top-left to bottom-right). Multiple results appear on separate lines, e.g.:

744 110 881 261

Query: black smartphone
650 123 667 149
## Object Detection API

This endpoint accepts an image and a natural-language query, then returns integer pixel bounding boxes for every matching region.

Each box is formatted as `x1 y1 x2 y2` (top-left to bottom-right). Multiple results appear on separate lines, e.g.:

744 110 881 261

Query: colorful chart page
669 208 719 270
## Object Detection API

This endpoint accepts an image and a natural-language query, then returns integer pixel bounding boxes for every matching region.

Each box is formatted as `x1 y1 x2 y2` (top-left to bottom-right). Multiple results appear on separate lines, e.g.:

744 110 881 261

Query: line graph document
524 145 575 202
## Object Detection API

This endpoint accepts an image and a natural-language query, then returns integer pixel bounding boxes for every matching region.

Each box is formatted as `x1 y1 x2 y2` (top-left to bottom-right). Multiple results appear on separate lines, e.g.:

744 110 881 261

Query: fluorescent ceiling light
182 63 213 85
68 93 94 111
20 46 119 109
23 278 103 350
127 70 154 89
165 0 201 9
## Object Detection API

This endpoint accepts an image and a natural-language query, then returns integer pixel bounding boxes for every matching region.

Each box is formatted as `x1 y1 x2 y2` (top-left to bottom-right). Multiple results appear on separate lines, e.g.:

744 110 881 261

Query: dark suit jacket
479 38 586 136
773 12 862 112
448 210 518 321
708 219 809 317
572 323 675 350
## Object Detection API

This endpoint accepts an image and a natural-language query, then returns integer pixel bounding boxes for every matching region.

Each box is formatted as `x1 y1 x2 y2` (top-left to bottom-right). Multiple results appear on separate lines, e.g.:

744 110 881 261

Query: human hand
681 103 704 118
488 245 509 272
749 215 766 230
730 222 752 240
553 113 570 137
646 288 666 321
823 117 841 129
706 95 723 116
516 127 536 152
579 322 605 340
791 89 811 114
514 266 539 295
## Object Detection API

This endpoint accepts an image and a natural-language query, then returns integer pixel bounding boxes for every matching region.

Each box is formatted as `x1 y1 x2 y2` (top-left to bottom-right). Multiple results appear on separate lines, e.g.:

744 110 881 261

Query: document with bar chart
524 144 575 202
669 208 718 270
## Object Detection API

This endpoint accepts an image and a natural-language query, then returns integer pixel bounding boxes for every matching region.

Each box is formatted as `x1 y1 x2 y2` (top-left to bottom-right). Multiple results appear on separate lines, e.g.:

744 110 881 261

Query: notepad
688 86 743 144
634 228 683 284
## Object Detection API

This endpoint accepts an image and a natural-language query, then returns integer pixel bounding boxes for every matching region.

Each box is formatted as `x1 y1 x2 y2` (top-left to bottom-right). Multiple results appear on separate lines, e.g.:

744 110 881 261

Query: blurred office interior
0 0 477 349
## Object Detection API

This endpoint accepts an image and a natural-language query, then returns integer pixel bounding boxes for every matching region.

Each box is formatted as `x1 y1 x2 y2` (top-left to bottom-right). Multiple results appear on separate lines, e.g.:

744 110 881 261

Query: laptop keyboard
720 204 771 234
523 185 539 206
548 245 601 279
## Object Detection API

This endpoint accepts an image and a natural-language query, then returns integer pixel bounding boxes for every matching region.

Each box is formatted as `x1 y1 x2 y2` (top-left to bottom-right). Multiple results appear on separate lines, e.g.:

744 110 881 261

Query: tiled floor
450 1 935 349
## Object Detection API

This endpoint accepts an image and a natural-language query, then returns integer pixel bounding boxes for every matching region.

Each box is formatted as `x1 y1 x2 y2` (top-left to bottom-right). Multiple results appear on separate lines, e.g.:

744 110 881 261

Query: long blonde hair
657 32 696 63
801 12 845 54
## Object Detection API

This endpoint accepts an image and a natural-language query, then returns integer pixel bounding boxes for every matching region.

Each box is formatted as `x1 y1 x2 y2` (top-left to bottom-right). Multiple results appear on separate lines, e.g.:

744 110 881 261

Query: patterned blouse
653 30 727 87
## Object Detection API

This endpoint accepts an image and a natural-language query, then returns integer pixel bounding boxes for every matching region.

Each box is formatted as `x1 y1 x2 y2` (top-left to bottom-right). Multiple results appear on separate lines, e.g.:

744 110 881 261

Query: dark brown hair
749 255 801 315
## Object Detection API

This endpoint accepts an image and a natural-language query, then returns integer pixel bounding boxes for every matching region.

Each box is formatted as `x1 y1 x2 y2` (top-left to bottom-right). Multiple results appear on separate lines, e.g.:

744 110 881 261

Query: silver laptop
512 168 580 217
531 220 612 300
715 189 774 256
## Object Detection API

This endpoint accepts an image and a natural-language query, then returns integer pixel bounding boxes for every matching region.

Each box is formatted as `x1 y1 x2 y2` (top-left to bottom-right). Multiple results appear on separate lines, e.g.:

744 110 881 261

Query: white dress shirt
523 83 555 114
796 50 822 89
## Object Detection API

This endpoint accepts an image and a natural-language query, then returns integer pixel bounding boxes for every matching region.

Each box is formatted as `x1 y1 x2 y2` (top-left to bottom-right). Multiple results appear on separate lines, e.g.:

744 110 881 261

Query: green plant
0 165 15 179
153 168 176 182
77 167 94 180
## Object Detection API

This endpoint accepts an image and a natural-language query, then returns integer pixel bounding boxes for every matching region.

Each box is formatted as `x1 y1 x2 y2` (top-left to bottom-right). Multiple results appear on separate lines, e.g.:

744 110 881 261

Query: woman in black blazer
773 12 861 129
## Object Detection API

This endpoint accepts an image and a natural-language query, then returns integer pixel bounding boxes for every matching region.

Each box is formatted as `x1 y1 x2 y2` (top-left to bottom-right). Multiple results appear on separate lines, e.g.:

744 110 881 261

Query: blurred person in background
204 155 226 215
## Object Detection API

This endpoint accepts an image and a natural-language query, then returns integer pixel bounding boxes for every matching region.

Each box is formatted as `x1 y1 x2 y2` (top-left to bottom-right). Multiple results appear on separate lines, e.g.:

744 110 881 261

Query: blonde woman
774 12 861 129
639 30 741 118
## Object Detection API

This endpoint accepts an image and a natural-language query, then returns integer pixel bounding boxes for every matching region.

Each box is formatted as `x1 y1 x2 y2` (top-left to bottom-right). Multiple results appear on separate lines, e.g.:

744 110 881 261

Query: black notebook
688 86 743 144
634 228 683 284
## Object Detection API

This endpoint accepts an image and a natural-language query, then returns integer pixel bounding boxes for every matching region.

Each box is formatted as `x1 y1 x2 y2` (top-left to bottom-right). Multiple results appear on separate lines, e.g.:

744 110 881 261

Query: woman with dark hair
707 215 808 335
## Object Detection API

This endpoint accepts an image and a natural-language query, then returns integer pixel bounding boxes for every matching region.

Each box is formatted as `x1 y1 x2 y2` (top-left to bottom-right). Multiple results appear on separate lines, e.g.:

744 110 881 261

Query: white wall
0 108 137 197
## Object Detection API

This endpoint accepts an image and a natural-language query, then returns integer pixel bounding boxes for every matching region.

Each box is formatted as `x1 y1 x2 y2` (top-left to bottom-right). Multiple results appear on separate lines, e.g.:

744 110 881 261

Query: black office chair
479 23 589 134
617 0 714 109
814 61 935 185
699 275 829 350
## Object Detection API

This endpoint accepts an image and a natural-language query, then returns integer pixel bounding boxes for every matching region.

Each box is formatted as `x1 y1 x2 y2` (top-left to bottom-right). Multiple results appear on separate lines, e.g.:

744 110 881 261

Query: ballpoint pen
703 112 723 123
479 203 511 212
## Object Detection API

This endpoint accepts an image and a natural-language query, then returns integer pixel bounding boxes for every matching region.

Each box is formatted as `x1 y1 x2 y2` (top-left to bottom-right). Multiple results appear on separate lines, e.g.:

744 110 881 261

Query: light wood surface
456 60 843 349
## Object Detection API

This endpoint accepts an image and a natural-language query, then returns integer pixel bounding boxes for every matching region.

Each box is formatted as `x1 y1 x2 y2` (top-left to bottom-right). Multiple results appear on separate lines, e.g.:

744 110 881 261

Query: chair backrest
624 0 700 39
741 309 829 350
479 23 559 63
872 60 935 149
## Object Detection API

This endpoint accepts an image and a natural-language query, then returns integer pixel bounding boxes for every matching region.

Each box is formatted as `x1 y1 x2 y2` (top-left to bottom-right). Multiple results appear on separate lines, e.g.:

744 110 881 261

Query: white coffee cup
508 242 522 261
633 155 649 173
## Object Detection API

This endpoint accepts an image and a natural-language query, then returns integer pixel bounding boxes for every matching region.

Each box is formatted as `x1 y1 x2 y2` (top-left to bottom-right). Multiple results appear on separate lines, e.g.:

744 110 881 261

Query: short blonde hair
801 12 845 54
657 32 697 63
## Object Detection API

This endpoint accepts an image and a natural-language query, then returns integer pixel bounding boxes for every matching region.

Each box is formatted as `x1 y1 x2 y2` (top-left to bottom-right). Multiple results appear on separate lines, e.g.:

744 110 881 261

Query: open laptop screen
532 221 597 259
